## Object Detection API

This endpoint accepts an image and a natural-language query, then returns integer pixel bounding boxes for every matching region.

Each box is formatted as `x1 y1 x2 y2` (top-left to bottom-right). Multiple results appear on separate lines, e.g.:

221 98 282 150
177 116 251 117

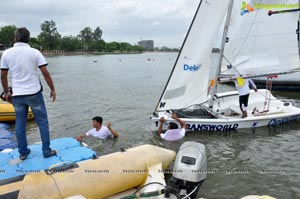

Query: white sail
222 0 300 77
156 0 230 111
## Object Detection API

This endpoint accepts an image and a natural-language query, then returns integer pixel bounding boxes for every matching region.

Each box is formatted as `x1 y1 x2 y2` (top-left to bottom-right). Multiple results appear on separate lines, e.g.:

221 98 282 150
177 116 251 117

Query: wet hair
92 116 103 124
169 122 178 129
15 27 30 43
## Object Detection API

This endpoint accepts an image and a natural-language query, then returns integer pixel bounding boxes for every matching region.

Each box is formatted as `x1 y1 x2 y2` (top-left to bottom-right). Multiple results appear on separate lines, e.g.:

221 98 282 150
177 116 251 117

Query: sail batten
156 0 230 111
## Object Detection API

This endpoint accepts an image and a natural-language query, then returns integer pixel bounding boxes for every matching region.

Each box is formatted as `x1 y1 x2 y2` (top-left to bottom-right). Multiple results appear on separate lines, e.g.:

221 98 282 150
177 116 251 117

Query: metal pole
208 0 234 109
268 8 300 15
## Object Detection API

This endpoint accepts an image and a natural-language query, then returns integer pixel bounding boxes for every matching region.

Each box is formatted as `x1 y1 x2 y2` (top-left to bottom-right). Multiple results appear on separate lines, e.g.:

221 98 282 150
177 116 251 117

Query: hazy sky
0 0 200 48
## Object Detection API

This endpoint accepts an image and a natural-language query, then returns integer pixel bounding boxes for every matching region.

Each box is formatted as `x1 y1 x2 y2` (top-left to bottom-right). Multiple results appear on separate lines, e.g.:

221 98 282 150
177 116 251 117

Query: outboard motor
164 141 207 199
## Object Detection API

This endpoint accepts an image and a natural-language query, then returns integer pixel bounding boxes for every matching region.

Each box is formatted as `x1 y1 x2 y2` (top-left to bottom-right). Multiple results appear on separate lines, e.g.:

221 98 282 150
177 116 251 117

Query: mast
298 0 300 58
208 0 234 109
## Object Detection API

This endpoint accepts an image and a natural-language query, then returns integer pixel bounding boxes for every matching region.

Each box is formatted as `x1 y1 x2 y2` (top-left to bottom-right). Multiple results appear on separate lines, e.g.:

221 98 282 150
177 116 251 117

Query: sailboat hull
220 72 300 91
252 73 300 91
151 89 300 131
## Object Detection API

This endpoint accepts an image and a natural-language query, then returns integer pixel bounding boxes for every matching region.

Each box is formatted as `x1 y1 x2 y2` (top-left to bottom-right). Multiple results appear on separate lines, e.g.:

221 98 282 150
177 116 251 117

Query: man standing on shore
1 27 57 160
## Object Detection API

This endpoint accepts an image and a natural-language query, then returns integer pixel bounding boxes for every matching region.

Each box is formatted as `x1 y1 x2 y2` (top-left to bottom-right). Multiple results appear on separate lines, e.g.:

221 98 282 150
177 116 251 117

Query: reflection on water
6 52 300 198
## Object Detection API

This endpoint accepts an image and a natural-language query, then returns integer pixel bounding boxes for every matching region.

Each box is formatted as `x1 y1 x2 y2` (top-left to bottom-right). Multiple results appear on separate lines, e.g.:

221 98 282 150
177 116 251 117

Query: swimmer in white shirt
158 112 186 141
77 116 119 141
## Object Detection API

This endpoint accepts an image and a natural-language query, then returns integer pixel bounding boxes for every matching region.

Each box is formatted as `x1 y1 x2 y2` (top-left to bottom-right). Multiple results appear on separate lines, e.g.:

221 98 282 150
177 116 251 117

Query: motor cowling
165 141 207 199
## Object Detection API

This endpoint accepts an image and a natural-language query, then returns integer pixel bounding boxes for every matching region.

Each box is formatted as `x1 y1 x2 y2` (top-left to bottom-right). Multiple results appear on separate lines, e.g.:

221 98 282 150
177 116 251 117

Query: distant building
138 40 154 51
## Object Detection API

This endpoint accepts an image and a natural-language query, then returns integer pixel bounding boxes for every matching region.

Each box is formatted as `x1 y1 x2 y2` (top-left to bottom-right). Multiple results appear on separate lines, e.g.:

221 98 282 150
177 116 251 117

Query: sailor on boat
233 77 257 118
158 112 186 141
76 116 119 141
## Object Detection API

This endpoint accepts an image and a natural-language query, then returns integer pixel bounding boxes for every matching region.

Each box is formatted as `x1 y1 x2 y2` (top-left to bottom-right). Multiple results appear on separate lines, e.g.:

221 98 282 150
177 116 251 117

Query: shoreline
1 50 177 58
41 50 143 57
0 50 143 58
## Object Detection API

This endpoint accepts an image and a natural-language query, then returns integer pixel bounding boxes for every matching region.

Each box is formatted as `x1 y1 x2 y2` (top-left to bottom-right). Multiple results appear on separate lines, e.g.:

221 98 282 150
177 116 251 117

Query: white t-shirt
234 79 256 96
160 128 186 141
0 42 47 96
85 125 114 139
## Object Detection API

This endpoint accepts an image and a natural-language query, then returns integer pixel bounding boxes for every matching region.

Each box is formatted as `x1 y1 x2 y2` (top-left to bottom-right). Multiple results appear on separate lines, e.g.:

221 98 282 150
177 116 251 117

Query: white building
138 40 154 51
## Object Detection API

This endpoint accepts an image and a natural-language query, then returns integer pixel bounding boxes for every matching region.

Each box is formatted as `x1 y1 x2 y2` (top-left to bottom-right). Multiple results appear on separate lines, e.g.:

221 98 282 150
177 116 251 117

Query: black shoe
43 150 57 158
20 148 31 160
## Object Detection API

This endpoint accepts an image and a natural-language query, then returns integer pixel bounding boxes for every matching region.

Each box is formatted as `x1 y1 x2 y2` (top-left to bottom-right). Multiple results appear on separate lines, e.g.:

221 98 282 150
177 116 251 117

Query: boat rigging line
268 8 300 16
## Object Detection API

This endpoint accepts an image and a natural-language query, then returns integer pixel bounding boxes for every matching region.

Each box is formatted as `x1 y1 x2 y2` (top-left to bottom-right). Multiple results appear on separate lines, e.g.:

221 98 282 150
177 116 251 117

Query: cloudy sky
0 0 200 48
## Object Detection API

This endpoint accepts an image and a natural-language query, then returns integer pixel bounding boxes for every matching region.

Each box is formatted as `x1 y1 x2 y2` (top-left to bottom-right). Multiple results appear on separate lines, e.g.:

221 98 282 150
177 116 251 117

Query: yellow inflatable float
0 99 34 122
0 144 176 199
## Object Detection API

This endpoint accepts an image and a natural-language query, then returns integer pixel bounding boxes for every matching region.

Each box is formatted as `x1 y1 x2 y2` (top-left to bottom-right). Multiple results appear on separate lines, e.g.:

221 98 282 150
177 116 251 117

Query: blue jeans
12 92 52 156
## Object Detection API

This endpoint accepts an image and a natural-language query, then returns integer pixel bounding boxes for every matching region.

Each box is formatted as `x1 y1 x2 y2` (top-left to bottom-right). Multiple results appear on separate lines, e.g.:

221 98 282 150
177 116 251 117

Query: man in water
158 112 186 141
1 27 57 160
234 77 257 118
76 116 119 141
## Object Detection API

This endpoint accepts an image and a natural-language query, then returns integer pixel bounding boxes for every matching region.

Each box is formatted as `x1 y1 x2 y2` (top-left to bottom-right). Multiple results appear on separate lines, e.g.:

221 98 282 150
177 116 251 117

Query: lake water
6 52 300 199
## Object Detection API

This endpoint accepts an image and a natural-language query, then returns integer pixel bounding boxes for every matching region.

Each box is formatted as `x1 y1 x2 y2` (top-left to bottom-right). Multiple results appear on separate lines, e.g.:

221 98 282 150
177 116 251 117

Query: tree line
0 20 144 53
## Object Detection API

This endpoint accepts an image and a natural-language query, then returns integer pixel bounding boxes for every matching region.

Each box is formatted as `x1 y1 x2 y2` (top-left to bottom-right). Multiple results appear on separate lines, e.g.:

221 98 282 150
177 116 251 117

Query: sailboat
220 0 300 91
150 0 300 131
